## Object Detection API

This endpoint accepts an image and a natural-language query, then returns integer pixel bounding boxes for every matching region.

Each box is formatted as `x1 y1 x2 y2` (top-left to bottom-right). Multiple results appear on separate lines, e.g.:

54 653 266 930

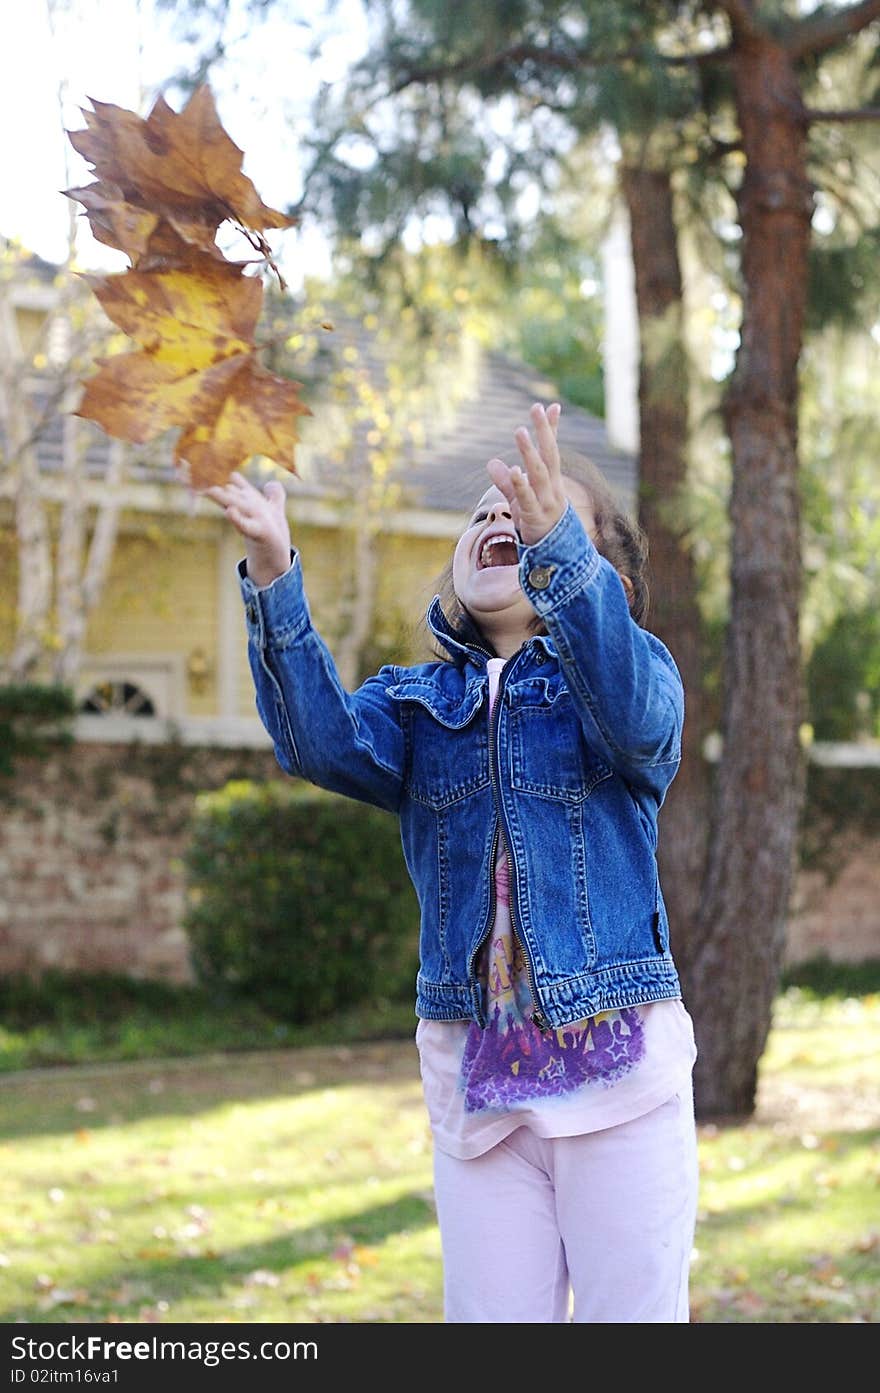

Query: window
79 680 156 716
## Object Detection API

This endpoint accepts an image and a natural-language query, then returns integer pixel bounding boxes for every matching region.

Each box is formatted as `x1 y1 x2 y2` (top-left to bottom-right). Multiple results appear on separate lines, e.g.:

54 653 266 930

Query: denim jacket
238 501 685 1031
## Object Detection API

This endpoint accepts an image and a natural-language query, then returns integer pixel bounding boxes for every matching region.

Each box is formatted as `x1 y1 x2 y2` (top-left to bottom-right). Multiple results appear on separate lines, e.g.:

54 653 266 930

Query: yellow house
1 249 637 753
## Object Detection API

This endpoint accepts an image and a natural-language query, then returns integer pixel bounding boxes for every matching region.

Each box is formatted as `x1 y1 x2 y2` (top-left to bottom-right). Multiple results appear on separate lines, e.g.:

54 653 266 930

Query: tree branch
714 0 763 44
787 0 880 60
805 106 880 123
388 38 729 94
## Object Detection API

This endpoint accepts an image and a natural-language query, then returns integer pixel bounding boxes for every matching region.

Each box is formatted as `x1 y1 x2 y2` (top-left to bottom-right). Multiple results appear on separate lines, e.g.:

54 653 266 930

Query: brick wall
0 743 877 981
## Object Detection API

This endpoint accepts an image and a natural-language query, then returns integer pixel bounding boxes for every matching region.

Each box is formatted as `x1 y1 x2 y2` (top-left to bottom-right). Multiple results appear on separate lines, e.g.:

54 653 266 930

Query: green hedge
0 683 74 779
183 780 420 1024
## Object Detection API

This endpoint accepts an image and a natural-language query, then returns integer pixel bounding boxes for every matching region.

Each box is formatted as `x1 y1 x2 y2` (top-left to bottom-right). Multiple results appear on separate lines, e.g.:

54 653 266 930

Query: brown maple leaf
77 256 309 486
68 87 295 244
64 181 226 269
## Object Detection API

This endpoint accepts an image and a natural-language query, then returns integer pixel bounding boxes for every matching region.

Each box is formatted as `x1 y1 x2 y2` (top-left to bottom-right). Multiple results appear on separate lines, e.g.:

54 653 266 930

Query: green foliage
799 765 880 879
0 970 417 1072
0 971 284 1070
780 957 880 1000
183 780 419 1024
807 231 880 334
500 225 606 415
0 683 75 779
798 331 880 685
806 606 880 741
0 970 196 1029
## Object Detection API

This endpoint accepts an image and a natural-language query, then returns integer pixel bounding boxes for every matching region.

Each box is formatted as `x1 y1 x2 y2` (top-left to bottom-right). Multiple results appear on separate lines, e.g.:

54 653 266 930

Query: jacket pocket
508 686 612 803
387 685 490 809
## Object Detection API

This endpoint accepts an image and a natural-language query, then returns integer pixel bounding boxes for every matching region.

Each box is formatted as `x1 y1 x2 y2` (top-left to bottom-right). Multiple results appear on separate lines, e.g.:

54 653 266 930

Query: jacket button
527 565 555 590
534 650 546 665
245 602 257 624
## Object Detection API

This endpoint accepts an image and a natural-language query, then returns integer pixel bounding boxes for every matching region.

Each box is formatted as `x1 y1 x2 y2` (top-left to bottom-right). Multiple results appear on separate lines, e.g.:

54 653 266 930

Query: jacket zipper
468 652 549 1033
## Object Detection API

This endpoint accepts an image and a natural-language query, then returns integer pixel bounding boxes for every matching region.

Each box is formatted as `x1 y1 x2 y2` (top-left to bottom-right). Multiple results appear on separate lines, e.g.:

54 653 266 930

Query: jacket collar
426 595 556 667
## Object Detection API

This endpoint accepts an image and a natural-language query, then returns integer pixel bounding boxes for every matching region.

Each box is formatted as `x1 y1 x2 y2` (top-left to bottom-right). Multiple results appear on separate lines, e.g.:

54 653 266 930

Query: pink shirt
416 657 697 1159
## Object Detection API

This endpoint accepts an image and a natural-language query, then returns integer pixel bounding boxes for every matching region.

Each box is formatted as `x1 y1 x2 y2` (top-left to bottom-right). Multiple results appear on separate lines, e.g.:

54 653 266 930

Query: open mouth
478 533 519 569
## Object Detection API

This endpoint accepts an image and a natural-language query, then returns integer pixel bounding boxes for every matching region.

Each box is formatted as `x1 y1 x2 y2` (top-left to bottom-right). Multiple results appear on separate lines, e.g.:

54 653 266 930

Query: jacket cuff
237 550 308 647
517 502 600 614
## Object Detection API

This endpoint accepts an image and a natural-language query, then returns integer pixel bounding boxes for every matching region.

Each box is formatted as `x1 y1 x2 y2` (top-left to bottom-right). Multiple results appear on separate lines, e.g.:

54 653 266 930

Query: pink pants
432 1085 698 1323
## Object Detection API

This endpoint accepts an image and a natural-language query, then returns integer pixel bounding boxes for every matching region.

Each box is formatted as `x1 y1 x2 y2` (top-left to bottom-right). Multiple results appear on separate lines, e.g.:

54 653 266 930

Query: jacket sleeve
238 553 405 813
517 502 684 801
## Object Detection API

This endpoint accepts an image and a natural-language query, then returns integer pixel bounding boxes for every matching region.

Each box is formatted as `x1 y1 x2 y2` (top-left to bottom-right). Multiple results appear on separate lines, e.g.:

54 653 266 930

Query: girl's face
452 479 596 656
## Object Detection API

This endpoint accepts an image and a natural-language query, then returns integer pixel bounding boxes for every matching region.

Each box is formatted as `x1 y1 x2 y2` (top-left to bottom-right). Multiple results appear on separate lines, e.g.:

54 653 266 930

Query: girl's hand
203 472 292 588
486 402 565 547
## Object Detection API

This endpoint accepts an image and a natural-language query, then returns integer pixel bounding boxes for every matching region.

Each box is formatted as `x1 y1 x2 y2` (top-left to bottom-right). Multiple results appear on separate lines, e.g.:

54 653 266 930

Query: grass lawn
0 972 877 1324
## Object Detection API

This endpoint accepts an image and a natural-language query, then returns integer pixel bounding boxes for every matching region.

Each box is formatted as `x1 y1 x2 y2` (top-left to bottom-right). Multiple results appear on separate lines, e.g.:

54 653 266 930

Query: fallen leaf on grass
244 1269 281 1287
808 1254 840 1282
854 1231 879 1253
733 1289 767 1316
352 1246 380 1267
41 1288 90 1310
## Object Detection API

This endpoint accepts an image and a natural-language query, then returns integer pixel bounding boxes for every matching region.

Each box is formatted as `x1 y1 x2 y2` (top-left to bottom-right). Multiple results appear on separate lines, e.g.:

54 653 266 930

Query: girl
206 401 698 1324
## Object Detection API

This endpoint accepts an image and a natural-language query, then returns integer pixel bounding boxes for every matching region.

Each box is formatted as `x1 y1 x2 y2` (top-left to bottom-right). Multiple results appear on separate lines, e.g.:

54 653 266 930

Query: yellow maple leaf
77 255 309 485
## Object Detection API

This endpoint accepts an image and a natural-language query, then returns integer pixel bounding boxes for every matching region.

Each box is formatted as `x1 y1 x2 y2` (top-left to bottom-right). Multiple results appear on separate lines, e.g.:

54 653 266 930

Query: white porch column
216 529 241 718
601 201 640 456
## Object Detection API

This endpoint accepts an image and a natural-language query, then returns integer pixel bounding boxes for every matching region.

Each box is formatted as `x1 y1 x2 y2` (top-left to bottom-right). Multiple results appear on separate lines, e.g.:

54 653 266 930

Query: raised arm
490 405 684 798
204 473 406 812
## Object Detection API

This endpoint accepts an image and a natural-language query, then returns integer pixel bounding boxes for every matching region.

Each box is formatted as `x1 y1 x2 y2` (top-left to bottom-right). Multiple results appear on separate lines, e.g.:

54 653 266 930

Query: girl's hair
429 447 651 659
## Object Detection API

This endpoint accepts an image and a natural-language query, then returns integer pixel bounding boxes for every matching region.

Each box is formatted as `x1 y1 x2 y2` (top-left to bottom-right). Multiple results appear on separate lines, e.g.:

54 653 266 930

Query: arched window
79 680 156 716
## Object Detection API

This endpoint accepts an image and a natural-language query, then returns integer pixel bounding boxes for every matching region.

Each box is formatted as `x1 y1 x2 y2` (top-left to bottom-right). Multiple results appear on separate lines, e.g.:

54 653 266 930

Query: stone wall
0 743 877 981
0 742 278 982
787 842 879 965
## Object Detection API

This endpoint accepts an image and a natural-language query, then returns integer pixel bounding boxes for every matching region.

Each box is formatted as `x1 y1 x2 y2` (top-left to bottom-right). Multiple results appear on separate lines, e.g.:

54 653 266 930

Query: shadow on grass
695 1125 880 1230
1 1191 437 1323
0 1040 423 1142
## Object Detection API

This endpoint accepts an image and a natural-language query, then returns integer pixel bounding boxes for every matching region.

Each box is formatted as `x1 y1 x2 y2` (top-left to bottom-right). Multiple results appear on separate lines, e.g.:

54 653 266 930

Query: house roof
403 349 635 517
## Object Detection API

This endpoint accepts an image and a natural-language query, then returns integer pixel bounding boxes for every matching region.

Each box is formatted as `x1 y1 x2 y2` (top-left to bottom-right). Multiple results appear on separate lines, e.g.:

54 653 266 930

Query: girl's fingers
486 456 516 503
225 506 264 538
508 464 540 532
202 484 233 507
263 480 287 510
486 457 525 531
509 464 536 503
514 425 551 497
529 402 561 478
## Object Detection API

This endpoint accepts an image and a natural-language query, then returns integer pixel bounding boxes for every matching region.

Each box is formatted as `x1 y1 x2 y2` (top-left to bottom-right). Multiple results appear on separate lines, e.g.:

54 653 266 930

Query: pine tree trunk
691 31 811 1118
619 163 709 989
